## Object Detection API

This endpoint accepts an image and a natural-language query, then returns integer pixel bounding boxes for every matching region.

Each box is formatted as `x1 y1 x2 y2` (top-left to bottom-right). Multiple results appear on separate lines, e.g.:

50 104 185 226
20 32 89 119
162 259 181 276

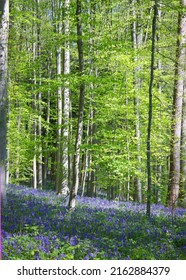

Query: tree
146 0 158 216
131 0 142 203
180 78 186 201
68 0 85 209
56 0 63 194
62 0 70 192
0 0 9 206
167 0 186 207
36 0 43 189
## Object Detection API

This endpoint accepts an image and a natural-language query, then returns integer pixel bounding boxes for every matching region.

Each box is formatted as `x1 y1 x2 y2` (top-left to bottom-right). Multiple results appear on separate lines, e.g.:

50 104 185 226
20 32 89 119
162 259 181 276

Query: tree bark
6 93 10 185
0 0 9 206
180 79 186 201
56 1 63 194
146 0 158 217
36 0 43 189
131 0 142 203
43 56 52 189
62 0 70 192
32 19 37 189
167 0 186 207
68 0 85 209
80 121 90 197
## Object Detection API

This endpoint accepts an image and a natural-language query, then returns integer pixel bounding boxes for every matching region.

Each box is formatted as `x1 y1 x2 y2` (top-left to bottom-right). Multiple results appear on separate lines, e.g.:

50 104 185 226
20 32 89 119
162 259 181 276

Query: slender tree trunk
15 109 21 182
85 0 96 198
36 0 43 189
156 4 163 202
125 95 130 201
88 108 96 197
32 27 37 189
131 0 142 203
43 94 50 189
155 162 162 203
167 0 186 207
38 83 43 189
68 0 85 209
6 93 10 185
62 0 70 192
56 5 63 193
180 79 186 201
68 100 73 190
43 57 52 189
31 2 39 189
32 93 37 190
146 0 158 217
0 0 9 206
81 121 90 197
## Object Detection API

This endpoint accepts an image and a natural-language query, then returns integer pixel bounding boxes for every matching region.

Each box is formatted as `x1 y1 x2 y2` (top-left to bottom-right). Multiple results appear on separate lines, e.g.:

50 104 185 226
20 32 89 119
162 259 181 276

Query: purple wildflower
70 236 79 246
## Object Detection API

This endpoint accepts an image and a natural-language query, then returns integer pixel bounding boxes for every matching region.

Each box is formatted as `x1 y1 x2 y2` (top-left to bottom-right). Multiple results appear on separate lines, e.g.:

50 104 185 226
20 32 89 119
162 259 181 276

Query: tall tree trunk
32 1 39 189
85 0 97 198
88 108 96 197
80 121 90 197
6 93 10 185
155 6 163 203
62 0 70 192
180 79 186 201
167 0 186 207
131 0 142 203
125 95 130 202
36 0 43 189
15 109 21 182
56 3 63 194
146 0 158 217
0 0 9 206
68 0 85 209
32 28 37 189
43 56 52 189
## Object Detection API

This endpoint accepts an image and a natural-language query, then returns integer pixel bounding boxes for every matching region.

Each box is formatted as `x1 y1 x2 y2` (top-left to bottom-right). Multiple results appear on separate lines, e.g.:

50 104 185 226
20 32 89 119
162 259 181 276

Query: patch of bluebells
70 236 79 246
2 185 186 260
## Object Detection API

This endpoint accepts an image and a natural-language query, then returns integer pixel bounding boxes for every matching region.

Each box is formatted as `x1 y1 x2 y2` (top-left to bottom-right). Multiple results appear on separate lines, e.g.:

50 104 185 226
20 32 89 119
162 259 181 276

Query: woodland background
1 0 186 214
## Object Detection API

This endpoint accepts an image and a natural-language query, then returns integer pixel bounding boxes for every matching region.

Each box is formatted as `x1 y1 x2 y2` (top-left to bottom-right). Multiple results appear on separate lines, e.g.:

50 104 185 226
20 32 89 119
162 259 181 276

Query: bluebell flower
70 236 79 246
2 184 186 260
83 255 90 260
60 253 66 259
35 252 40 260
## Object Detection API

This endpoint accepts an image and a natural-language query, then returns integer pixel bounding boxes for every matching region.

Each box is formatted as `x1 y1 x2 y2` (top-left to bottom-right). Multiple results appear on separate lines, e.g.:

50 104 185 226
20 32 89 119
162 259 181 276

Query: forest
0 0 186 260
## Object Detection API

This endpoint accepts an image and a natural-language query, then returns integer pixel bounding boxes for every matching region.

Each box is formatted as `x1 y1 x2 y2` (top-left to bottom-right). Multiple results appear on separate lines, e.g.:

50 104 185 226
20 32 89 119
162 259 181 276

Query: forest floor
2 185 186 260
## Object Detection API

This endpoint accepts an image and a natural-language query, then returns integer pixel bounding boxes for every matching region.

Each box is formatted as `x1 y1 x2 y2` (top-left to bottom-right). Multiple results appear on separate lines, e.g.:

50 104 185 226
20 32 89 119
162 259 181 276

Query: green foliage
6 0 185 205
3 228 100 260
